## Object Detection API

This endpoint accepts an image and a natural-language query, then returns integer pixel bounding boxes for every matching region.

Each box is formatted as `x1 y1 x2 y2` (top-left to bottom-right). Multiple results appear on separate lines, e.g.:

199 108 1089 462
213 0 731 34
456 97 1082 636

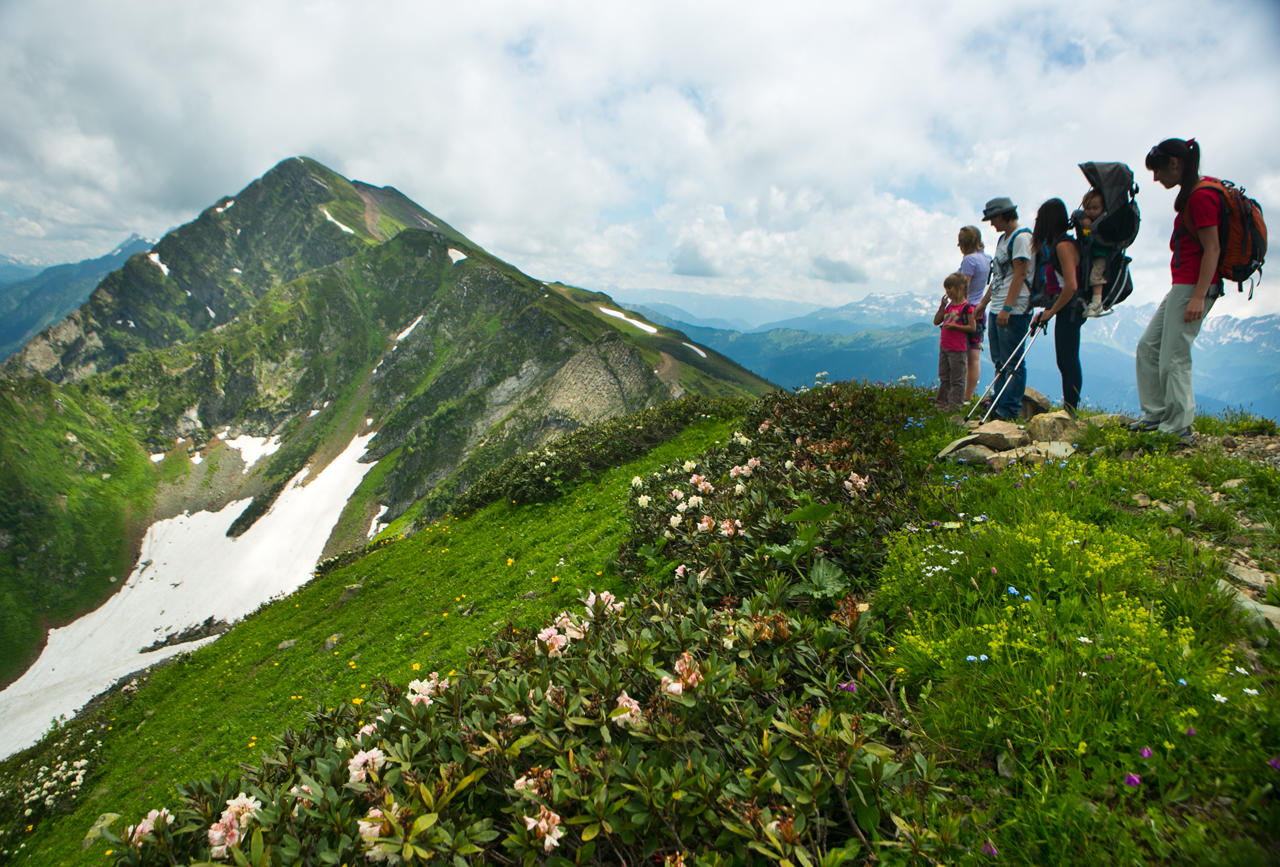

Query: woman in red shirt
1131 138 1223 443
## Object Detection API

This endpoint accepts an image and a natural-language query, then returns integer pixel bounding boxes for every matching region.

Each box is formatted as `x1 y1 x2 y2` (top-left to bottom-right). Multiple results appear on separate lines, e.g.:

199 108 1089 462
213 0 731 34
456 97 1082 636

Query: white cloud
1 0 1277 313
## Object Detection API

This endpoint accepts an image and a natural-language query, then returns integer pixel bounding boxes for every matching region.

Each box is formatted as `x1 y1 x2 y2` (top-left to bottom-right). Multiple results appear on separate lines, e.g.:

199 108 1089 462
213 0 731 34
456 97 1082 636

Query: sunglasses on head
1146 145 1173 167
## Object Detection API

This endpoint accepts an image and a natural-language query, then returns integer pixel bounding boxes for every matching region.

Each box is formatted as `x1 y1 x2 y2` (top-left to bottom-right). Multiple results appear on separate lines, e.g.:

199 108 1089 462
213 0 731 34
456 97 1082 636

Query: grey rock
339 583 363 603
973 420 1029 451
1021 387 1052 419
1226 562 1275 593
1027 411 1086 444
1039 441 1077 460
277 639 297 650
937 434 980 459
324 633 342 652
1183 500 1198 521
950 443 998 464
1132 493 1152 508
1218 579 1280 632
1219 478 1246 490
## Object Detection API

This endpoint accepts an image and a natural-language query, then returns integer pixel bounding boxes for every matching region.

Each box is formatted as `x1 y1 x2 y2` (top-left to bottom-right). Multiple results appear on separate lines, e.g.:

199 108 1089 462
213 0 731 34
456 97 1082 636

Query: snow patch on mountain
448 248 467 264
148 252 170 277
222 432 282 472
598 307 658 334
0 431 377 758
396 314 424 342
322 207 355 234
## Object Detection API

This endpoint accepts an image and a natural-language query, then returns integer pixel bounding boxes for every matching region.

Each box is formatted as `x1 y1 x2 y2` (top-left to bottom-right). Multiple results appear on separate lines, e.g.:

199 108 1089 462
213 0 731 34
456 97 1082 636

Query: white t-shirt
989 228 1032 314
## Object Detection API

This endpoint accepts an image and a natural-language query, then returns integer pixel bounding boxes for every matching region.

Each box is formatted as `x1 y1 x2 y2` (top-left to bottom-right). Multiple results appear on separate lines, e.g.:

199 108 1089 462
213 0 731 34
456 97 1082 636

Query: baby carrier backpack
1075 161 1141 311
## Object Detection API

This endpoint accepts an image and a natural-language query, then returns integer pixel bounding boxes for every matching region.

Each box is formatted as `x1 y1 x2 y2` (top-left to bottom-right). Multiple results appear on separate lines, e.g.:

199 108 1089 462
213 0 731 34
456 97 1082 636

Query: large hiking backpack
1180 177 1267 296
1076 161 1140 311
1028 233 1077 309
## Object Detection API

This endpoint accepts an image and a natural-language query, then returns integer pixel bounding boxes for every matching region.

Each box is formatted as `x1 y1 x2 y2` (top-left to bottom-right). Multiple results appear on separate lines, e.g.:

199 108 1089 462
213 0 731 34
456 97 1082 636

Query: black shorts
967 316 985 350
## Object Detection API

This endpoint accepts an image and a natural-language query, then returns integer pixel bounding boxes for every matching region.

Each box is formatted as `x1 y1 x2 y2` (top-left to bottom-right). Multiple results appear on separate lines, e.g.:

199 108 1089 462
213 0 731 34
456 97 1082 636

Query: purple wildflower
982 839 998 856
1140 746 1153 758
1185 727 1196 736
838 682 858 693
1124 773 1142 787
1270 757 1280 771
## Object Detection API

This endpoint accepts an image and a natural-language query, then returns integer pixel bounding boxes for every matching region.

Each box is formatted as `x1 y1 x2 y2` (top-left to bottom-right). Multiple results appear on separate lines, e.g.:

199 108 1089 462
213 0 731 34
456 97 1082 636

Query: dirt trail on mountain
655 351 679 384
357 189 386 240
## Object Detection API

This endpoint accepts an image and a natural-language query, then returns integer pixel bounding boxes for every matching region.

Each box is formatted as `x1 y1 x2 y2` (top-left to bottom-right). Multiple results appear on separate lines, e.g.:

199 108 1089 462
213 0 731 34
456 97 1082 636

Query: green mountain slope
0 158 772 693
3 385 1276 864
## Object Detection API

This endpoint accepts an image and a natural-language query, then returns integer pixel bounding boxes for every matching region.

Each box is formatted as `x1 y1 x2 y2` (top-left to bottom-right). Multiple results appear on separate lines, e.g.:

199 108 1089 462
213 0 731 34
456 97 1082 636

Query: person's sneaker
1083 298 1103 318
1175 426 1195 446
1127 418 1159 432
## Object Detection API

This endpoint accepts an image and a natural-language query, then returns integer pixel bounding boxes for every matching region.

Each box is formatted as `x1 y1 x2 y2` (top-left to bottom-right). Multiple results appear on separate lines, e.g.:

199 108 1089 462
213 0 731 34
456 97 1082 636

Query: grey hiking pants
1135 283 1218 433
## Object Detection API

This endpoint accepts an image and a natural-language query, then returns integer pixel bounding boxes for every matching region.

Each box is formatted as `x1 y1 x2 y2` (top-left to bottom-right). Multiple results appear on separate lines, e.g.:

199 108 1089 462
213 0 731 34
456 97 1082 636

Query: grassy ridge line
2 418 736 865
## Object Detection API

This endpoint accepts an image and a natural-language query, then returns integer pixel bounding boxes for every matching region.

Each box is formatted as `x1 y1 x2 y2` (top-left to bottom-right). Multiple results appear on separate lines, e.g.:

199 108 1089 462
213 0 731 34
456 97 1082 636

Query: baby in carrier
1076 189 1113 317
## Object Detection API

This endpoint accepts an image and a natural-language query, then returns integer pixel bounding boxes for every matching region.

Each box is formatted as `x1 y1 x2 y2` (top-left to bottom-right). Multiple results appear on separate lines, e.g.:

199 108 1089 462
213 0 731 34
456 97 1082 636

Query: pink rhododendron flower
357 808 387 845
358 723 378 739
127 807 171 845
554 611 586 639
660 675 683 697
523 805 566 852
669 488 684 501
719 519 741 537
348 748 386 783
407 672 449 706
207 813 240 860
586 589 624 615
844 472 869 493
538 626 569 657
675 652 703 688
747 457 761 470
697 515 715 533
224 793 262 823
613 690 644 728
674 564 687 579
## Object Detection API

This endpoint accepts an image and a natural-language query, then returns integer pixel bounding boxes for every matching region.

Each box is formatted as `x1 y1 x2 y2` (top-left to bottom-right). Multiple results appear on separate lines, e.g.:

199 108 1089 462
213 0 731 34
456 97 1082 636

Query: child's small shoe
1083 298 1103 318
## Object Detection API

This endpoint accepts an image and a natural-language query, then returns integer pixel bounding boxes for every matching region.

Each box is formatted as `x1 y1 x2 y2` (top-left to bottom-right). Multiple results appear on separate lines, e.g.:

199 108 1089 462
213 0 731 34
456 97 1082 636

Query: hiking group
933 137 1266 445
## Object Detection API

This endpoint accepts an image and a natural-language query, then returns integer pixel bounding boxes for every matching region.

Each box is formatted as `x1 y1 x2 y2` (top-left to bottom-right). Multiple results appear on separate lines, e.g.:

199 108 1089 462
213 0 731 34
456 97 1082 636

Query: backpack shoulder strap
1179 179 1225 241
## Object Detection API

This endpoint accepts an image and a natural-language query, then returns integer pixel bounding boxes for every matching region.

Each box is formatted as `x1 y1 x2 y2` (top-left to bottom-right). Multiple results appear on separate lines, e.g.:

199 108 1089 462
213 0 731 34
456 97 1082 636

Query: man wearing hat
979 197 1033 421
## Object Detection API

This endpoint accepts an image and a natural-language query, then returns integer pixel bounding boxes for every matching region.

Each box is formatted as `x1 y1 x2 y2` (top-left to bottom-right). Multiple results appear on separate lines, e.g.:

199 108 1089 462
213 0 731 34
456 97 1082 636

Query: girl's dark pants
1053 302 1085 411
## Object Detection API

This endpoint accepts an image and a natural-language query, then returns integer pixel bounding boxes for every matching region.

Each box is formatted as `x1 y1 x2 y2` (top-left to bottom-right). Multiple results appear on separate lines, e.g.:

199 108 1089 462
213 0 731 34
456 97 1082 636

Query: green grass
4 418 735 865
6 390 1279 865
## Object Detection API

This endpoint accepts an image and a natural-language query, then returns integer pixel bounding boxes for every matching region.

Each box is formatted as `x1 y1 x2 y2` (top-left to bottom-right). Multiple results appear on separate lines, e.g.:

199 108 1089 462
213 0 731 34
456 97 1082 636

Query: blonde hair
943 272 968 299
958 225 983 254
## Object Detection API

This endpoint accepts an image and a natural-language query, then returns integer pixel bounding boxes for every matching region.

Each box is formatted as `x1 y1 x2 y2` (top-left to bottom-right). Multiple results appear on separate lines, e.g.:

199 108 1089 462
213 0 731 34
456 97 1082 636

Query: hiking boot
1175 426 1195 446
1127 418 1159 432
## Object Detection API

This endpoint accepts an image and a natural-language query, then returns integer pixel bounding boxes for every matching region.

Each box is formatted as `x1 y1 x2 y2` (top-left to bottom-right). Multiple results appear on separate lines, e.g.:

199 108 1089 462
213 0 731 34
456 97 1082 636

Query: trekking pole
965 324 1035 420
980 320 1048 425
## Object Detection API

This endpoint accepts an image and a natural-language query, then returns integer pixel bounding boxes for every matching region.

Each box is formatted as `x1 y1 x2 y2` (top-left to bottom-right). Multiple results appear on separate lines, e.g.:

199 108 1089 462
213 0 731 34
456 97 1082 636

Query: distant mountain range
0 235 154 360
623 289 1280 418
0 253 43 285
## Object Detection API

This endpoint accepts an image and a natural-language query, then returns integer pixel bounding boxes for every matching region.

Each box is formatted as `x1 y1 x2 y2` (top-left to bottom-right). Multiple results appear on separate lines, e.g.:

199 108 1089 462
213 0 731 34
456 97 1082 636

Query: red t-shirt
939 303 972 352
1170 180 1221 284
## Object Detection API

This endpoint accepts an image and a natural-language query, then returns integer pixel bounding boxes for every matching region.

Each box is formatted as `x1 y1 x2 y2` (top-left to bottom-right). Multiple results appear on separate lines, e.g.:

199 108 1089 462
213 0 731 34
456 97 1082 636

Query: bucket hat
982 197 1017 220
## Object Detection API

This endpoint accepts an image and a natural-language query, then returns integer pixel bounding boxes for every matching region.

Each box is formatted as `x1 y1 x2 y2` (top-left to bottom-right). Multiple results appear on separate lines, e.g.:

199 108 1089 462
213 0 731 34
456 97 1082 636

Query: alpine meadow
1 158 1278 866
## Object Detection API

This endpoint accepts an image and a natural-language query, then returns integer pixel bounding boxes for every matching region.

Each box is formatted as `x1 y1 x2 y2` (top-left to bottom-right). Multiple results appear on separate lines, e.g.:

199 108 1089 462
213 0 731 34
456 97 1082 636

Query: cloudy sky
2 0 1279 315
